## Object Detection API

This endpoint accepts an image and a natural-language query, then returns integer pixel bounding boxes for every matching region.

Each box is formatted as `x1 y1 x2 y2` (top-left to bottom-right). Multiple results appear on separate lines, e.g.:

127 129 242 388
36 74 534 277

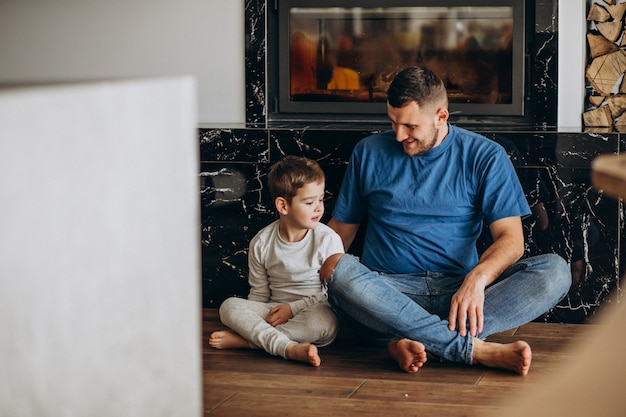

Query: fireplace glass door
275 1 525 118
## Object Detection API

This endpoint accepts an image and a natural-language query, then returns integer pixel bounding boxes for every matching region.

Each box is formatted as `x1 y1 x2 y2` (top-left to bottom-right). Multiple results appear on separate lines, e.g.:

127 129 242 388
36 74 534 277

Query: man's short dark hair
387 66 448 111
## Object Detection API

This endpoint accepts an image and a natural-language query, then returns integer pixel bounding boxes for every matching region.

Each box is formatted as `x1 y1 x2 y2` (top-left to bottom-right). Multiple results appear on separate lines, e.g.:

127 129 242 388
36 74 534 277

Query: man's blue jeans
327 253 571 365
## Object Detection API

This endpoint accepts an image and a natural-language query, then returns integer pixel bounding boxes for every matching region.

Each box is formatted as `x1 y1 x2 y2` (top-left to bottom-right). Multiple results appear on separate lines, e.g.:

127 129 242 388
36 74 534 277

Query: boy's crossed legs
209 298 337 367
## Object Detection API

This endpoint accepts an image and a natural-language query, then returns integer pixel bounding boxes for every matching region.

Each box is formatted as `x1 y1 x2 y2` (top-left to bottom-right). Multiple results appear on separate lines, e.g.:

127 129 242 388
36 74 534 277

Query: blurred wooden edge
491 154 625 417
591 154 626 199
491 300 625 417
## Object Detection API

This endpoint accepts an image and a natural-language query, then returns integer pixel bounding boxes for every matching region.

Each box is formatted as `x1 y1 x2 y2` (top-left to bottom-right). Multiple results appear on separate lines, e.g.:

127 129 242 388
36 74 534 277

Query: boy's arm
247 243 271 302
289 230 345 315
288 294 327 317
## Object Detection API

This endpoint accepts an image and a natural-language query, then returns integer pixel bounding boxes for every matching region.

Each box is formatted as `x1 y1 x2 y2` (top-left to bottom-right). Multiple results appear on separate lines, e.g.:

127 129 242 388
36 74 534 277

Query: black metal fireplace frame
245 0 556 129
269 0 528 123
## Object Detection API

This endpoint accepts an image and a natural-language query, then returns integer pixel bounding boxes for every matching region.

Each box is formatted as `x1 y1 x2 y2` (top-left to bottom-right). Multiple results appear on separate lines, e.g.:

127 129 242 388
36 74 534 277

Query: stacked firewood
584 0 626 129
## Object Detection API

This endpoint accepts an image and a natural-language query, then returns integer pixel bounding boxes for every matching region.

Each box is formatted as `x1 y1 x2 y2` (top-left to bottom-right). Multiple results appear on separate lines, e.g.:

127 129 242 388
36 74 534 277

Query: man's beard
407 126 439 156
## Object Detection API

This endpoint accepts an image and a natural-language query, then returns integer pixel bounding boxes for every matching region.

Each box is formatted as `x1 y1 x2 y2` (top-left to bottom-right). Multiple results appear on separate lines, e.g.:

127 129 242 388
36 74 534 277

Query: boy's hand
267 304 293 326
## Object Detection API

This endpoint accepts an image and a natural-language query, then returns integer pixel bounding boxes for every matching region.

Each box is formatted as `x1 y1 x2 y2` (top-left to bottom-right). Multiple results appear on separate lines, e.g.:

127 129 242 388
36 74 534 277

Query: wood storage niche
584 0 626 131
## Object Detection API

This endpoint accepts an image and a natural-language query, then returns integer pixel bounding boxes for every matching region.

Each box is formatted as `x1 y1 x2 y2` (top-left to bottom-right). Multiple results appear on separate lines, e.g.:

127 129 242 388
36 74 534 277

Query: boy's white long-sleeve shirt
247 220 344 316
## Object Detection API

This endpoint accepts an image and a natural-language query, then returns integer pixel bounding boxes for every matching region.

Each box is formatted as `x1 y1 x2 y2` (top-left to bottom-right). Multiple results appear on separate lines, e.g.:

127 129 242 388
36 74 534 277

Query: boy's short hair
267 156 325 203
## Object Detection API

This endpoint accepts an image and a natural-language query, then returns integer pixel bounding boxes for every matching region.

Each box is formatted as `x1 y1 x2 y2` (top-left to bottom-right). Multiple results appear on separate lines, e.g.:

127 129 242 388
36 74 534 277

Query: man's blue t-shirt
332 125 531 276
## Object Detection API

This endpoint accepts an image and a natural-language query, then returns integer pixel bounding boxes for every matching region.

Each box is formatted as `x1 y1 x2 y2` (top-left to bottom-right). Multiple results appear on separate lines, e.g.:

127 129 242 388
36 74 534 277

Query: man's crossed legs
320 253 571 375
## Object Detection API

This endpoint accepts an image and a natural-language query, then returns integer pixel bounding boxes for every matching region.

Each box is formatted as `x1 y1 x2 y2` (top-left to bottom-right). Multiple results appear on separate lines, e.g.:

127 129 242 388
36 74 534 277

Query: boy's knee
313 317 338 347
218 297 243 320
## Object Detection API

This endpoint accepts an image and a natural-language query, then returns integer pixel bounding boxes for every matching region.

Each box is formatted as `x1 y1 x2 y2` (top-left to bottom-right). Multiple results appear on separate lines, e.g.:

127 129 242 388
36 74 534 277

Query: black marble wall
200 0 624 324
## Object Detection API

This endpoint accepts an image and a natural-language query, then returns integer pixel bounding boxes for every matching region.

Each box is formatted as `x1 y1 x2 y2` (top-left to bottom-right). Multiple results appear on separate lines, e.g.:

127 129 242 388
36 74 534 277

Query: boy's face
284 181 325 230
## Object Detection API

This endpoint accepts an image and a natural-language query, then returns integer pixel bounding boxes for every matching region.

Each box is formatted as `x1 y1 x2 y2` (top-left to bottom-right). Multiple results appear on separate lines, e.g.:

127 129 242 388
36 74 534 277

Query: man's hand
266 304 293 327
448 216 525 337
448 279 486 337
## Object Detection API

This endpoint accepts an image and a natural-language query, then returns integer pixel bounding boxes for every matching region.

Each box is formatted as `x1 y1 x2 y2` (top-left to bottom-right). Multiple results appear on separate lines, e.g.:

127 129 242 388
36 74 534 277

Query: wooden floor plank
202 308 588 416
203 389 236 415
514 321 597 339
206 392 504 417
205 370 366 398
352 379 515 405
207 340 489 385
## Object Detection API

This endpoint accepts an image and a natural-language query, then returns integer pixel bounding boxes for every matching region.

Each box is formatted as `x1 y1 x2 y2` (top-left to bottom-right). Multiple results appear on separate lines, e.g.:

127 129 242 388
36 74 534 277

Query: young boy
209 155 344 366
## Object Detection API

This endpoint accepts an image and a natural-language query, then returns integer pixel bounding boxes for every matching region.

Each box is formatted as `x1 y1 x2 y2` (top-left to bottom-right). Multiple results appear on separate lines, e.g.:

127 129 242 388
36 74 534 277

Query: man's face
387 101 448 157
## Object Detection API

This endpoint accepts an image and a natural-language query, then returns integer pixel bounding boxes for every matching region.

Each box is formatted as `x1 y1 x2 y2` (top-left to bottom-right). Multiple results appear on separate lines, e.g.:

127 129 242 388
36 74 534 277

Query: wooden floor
203 308 590 417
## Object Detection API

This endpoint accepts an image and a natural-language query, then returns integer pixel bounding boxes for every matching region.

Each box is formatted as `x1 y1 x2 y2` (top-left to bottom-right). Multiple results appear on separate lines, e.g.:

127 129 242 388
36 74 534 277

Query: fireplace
261 0 552 127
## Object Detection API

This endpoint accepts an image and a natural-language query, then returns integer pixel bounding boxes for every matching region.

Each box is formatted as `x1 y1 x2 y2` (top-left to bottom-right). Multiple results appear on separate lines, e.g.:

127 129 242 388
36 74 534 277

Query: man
320 67 570 375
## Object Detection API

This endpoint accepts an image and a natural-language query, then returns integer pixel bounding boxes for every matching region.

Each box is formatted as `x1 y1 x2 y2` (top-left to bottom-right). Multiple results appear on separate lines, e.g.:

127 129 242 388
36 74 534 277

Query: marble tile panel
269 128 378 164
199 127 624 322
200 128 268 163
472 162 620 323
617 135 625 297
533 167 620 322
531 30 558 128
244 0 266 126
488 132 619 167
200 162 275 305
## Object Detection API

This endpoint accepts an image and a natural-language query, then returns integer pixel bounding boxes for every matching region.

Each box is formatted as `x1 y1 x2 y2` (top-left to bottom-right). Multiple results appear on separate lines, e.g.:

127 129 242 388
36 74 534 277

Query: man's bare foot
472 338 532 376
388 338 427 373
285 342 321 367
319 253 344 282
209 330 250 350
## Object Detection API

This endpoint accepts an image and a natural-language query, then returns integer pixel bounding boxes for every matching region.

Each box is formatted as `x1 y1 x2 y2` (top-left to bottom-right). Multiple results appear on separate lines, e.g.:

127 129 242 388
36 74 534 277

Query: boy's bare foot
209 330 250 350
472 338 532 376
285 342 321 367
319 253 344 282
388 338 427 373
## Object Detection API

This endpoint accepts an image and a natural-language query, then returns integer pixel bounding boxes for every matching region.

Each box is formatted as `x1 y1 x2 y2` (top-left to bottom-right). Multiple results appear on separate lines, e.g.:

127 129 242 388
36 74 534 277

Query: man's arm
327 217 360 252
448 216 525 337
